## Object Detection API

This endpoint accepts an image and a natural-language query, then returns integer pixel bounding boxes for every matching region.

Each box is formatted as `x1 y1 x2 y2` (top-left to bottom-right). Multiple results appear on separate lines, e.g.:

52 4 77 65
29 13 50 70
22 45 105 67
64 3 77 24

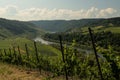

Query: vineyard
0 28 120 80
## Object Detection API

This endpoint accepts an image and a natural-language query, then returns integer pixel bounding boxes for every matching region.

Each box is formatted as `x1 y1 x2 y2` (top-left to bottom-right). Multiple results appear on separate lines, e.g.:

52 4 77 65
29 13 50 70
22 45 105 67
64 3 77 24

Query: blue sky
0 0 119 21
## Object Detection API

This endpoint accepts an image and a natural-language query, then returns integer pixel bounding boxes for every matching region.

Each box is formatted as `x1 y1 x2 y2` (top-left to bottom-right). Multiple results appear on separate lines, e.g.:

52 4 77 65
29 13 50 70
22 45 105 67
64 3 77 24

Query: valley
0 17 120 80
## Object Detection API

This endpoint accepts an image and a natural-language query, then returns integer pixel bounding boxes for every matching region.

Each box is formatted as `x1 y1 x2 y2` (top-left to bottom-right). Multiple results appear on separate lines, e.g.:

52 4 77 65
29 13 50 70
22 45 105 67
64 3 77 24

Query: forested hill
0 18 44 39
30 17 120 32
0 17 119 39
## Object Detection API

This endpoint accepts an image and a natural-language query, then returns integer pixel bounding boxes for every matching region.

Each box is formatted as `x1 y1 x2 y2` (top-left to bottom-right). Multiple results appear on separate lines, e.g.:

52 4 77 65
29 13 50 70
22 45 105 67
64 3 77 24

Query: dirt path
0 62 44 80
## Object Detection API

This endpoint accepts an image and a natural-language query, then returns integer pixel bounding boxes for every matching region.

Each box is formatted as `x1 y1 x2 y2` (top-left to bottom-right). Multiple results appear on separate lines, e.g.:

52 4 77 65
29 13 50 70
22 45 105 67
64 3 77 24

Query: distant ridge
30 17 120 32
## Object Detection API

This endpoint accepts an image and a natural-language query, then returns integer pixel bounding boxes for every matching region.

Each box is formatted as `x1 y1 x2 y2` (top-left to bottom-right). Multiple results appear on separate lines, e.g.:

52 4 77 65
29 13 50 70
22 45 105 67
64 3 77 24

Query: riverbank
34 37 92 54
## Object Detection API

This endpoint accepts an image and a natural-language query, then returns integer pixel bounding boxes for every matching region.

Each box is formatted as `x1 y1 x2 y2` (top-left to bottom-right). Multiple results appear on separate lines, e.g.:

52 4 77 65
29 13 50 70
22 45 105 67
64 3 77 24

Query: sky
0 0 120 21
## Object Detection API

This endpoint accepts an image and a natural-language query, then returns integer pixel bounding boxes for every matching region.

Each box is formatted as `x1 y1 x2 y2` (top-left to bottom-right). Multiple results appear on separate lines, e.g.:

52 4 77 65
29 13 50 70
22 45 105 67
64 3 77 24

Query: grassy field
81 26 120 33
0 37 61 56
104 27 120 33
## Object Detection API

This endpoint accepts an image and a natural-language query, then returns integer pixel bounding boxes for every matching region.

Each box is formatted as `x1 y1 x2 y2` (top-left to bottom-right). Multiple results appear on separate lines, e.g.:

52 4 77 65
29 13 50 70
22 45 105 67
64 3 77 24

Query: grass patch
0 37 61 57
81 26 120 33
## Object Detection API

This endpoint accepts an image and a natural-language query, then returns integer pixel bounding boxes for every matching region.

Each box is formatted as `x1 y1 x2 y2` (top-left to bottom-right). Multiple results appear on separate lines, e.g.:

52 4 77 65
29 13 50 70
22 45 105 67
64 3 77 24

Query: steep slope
0 62 43 80
30 17 120 32
0 18 44 39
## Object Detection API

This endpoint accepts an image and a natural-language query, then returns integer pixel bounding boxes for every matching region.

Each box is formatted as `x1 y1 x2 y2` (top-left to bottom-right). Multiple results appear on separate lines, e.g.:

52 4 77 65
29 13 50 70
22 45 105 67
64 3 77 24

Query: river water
34 37 104 59
34 37 92 54
34 37 53 45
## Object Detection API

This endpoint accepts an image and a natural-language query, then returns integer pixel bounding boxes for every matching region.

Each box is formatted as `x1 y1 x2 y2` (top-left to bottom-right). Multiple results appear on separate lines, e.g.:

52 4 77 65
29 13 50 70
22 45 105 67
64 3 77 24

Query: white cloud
0 8 6 15
98 8 117 17
0 5 118 21
0 5 18 19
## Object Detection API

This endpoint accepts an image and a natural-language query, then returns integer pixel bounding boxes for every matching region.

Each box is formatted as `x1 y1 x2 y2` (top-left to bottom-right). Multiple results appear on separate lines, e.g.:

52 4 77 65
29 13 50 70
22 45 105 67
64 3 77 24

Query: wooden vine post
59 35 68 80
88 27 104 80
9 48 12 57
4 49 7 56
34 41 41 74
25 44 31 69
18 46 22 65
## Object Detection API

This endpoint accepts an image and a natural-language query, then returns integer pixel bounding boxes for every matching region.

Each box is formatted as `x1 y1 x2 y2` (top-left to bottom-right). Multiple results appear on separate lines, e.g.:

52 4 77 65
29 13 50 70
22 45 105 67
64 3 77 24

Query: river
34 37 53 45
34 38 91 52
34 37 105 59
